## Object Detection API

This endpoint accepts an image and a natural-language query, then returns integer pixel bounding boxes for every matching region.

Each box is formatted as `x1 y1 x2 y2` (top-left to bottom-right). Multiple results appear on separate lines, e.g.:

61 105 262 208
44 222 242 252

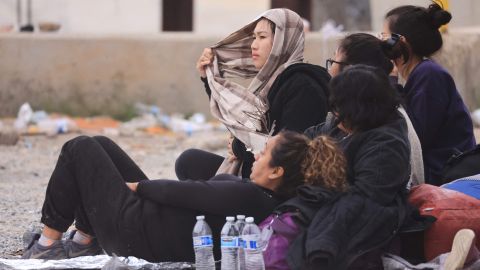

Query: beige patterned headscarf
205 8 305 150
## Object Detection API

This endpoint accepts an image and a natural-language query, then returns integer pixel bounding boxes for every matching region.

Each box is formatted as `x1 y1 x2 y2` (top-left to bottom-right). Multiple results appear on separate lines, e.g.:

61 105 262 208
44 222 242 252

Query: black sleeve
231 138 247 160
201 77 212 99
350 130 410 205
231 137 254 178
272 74 328 133
304 124 325 139
136 179 269 216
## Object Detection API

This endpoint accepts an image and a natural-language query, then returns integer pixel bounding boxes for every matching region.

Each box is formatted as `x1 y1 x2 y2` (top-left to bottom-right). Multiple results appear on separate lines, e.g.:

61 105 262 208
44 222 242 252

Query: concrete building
1 0 479 34
1 1 479 118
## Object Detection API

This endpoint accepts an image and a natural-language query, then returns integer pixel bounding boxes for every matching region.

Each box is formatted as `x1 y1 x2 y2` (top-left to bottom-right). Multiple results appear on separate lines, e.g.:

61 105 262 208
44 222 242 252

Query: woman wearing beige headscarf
176 8 331 180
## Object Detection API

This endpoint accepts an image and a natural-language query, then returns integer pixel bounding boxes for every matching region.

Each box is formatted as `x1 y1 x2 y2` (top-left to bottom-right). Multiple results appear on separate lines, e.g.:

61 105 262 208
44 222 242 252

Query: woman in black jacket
296 65 411 269
175 9 330 180
21 130 345 263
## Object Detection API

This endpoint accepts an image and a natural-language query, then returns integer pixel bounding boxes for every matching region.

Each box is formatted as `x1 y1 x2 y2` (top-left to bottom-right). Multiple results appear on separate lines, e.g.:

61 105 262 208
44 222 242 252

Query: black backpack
440 144 480 185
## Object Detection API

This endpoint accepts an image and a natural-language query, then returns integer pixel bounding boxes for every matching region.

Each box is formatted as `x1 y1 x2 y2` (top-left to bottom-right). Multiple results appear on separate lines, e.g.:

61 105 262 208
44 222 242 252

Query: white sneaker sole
444 229 475 270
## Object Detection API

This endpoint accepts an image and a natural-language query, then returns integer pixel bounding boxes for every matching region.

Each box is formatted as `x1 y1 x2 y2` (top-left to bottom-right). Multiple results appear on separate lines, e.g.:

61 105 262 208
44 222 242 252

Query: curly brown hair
271 131 348 196
302 135 348 192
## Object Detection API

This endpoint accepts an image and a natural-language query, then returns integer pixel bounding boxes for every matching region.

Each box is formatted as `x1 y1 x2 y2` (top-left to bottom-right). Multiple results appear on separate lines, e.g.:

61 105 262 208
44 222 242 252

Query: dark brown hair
329 65 400 132
270 131 347 198
384 3 451 60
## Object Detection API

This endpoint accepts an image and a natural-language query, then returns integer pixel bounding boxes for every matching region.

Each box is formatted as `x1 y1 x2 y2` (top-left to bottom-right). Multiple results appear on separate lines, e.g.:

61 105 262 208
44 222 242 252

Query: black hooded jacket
203 63 331 178
289 113 412 270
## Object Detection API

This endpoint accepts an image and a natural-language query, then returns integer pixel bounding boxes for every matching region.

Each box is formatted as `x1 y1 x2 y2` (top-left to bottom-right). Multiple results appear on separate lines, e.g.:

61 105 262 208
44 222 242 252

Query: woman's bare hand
126 182 139 192
227 135 237 162
196 48 213 78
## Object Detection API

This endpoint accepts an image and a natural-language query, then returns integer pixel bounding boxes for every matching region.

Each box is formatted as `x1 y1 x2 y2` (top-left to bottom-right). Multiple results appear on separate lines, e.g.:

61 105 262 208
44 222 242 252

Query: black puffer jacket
203 63 330 178
290 113 412 270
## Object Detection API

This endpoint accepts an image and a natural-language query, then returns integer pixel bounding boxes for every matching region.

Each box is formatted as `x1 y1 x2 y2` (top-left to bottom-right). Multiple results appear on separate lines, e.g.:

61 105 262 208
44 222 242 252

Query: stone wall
1 29 479 118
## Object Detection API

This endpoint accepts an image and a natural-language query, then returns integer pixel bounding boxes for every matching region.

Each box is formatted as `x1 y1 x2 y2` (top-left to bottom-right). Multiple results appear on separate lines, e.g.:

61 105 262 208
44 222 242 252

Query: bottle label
245 240 258 249
221 236 238 247
237 237 244 249
193 235 213 247
243 235 260 250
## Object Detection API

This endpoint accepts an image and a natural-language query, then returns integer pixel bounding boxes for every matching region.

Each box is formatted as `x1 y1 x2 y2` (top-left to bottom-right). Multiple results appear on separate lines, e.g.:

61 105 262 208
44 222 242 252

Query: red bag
408 184 480 261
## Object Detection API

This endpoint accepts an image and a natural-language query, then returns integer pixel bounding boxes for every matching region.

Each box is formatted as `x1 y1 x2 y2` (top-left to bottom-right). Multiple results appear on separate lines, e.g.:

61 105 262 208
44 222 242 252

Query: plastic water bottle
242 217 265 270
220 216 239 270
235 215 246 270
192 215 215 270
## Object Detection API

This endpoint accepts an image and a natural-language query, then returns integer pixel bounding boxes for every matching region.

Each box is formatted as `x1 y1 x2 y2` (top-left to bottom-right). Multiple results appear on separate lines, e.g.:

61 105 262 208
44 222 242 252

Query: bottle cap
236 215 246 220
196 215 205 220
226 216 235 221
245 217 254 223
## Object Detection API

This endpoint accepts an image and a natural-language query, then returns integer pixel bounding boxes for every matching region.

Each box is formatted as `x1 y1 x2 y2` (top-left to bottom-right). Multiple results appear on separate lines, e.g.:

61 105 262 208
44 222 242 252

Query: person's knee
175 148 200 180
63 135 97 154
92 135 114 147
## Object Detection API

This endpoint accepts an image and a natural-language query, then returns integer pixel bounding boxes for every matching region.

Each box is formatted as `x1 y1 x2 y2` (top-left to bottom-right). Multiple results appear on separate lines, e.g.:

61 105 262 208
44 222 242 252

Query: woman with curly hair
20 129 346 264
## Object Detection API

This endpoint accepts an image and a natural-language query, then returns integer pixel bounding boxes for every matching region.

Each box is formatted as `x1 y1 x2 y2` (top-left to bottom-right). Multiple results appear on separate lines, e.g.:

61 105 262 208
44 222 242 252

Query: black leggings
41 135 157 260
175 148 224 180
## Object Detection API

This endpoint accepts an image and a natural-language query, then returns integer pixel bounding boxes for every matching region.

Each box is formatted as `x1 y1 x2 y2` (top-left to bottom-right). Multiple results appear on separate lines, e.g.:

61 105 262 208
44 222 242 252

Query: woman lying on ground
326 32 424 187
175 8 330 180
382 3 475 185
21 130 345 263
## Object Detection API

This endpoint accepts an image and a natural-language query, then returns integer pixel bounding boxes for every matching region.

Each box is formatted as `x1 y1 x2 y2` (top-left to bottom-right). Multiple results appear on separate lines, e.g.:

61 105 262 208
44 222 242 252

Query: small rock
0 130 19 146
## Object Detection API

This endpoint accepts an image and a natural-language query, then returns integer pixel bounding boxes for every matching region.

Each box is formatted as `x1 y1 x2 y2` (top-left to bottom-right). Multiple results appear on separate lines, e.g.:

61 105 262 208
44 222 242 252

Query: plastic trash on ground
14 103 33 132
13 103 79 136
73 117 120 134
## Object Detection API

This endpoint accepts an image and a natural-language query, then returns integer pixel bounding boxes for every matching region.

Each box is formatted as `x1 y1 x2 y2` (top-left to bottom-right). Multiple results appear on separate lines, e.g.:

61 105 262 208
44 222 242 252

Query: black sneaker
21 233 68 260
64 230 103 258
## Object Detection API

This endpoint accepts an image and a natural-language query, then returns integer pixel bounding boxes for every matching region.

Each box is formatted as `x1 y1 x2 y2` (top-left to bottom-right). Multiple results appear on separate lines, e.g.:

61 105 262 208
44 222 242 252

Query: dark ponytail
427 3 452 29
338 33 393 75
385 2 451 58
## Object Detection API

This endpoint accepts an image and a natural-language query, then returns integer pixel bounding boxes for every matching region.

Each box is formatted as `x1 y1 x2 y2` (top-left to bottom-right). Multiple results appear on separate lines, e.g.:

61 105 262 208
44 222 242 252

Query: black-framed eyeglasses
326 58 349 70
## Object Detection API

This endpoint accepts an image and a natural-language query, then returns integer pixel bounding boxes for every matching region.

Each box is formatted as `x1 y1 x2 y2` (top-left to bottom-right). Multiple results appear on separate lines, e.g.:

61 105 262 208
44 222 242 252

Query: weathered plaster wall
1 29 479 118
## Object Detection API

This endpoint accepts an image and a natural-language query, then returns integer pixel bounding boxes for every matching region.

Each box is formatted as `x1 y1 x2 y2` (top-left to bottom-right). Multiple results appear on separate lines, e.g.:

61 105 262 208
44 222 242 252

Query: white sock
38 234 58 247
72 230 93 245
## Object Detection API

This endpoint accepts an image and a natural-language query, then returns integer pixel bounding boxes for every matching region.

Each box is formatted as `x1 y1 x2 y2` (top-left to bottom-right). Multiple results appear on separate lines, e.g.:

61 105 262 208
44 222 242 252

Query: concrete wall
1 29 479 118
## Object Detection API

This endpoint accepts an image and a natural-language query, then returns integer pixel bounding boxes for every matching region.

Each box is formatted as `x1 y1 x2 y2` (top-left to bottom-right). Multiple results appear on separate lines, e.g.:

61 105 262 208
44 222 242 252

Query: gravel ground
0 130 228 259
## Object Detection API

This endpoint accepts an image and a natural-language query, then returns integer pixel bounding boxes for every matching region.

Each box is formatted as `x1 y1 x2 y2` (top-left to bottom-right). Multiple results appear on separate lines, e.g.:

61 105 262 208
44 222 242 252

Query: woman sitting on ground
325 32 424 187
382 3 475 185
175 8 330 180
21 130 345 263
296 65 412 269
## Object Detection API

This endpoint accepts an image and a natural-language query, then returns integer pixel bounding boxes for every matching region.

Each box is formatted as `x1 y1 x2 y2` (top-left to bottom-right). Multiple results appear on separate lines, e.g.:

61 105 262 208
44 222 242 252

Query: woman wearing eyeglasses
381 3 475 185
324 33 425 187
